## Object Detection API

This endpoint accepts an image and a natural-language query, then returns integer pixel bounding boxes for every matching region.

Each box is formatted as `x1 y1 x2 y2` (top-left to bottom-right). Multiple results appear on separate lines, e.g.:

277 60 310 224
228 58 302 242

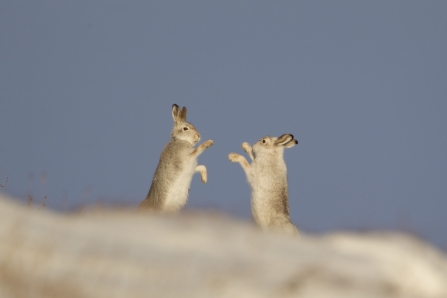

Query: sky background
1 1 446 249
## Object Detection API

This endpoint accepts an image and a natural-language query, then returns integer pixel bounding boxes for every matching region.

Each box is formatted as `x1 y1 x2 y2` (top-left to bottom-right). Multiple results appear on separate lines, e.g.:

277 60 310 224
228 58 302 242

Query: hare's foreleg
241 142 254 161
190 140 214 158
195 165 208 183
228 153 251 176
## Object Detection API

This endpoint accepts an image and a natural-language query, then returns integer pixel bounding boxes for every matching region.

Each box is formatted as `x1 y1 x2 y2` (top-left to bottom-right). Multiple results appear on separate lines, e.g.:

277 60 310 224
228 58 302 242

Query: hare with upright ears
228 134 299 235
139 104 214 213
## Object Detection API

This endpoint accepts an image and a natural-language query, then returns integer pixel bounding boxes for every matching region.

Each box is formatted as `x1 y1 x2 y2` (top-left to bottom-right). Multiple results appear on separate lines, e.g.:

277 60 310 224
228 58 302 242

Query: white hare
139 104 214 212
228 134 299 234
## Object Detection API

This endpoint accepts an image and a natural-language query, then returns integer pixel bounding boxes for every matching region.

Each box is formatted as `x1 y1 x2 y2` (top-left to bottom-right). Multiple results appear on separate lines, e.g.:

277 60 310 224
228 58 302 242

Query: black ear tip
289 134 294 139
172 104 179 109
294 140 298 144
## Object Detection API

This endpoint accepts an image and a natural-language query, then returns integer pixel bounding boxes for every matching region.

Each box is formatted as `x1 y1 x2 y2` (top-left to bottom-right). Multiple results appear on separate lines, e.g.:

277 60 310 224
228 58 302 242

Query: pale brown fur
139 104 214 212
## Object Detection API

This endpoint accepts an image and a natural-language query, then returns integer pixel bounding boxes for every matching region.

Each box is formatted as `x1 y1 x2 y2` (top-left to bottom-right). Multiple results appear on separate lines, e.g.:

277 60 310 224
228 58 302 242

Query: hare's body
249 154 293 232
229 134 298 234
140 140 196 212
139 104 213 213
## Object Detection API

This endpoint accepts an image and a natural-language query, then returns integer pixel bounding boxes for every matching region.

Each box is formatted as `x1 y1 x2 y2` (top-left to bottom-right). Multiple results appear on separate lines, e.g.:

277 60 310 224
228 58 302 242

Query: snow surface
0 194 446 298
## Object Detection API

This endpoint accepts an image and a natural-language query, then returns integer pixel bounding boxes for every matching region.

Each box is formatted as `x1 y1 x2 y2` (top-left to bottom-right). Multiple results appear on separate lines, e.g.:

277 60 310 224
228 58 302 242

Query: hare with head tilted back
139 104 214 212
228 134 299 234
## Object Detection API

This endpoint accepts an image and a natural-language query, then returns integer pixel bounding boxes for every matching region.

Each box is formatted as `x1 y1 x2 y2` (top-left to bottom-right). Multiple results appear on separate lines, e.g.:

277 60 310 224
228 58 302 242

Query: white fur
228 134 298 234
163 156 197 212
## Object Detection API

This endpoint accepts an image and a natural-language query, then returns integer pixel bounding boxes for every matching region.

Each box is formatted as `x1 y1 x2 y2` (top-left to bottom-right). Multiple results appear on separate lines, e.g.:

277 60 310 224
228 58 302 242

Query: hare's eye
262 139 266 144
183 127 189 131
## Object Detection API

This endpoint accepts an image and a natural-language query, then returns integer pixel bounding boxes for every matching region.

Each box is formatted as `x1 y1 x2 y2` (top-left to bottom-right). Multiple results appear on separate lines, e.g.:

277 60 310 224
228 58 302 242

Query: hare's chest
249 160 286 186
249 160 287 224
250 192 273 226
164 159 197 211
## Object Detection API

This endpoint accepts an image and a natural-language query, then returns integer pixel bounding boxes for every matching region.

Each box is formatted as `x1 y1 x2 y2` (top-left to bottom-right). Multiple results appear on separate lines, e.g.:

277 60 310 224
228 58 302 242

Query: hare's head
253 134 298 159
170 104 201 145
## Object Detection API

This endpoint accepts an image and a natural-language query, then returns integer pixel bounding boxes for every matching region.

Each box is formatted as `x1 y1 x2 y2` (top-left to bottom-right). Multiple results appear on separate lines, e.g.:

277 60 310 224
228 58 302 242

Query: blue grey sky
1 2 446 249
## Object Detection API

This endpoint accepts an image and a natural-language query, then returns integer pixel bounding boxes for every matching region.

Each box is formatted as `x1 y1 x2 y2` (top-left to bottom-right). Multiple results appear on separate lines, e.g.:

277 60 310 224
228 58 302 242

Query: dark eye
262 139 266 144
183 127 189 131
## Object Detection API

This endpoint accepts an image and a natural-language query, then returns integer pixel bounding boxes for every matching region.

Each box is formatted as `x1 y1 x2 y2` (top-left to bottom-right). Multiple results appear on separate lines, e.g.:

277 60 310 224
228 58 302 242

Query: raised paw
241 142 254 161
228 153 240 162
241 142 252 152
203 140 214 149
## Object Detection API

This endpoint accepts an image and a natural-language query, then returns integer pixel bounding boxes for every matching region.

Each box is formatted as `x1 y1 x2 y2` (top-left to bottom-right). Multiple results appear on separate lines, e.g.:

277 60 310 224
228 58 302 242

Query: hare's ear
283 139 298 149
179 106 187 121
172 104 181 123
275 134 294 146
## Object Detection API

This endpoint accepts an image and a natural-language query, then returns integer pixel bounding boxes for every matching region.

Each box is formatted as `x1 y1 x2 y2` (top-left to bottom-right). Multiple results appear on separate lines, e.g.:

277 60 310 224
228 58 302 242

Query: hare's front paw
241 142 252 152
228 153 240 162
203 140 214 148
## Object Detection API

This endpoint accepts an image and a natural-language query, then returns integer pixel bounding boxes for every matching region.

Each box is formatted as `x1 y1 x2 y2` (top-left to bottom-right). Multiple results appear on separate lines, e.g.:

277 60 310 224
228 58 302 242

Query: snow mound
0 194 446 298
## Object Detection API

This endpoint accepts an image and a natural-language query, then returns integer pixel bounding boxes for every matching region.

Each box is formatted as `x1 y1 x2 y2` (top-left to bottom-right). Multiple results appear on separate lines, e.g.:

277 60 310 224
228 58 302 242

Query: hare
139 104 214 212
228 134 299 235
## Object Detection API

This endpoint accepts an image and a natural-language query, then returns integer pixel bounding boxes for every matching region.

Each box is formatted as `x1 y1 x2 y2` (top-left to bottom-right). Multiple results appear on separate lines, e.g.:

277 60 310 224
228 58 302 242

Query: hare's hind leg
271 217 299 235
195 165 208 184
241 142 254 161
283 222 299 235
190 140 214 158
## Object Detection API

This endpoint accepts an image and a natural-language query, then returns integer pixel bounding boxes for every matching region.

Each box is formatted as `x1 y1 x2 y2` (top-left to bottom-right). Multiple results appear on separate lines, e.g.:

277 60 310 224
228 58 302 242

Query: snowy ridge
0 194 446 298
